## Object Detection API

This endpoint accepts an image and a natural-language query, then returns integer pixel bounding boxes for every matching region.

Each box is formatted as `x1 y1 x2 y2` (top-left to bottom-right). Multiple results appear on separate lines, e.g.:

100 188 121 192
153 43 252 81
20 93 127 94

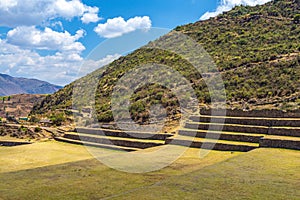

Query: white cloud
0 0 101 27
81 7 102 24
52 0 86 19
94 16 152 38
7 26 85 52
200 0 272 20
0 39 82 85
0 0 17 10
0 1 106 85
0 39 121 85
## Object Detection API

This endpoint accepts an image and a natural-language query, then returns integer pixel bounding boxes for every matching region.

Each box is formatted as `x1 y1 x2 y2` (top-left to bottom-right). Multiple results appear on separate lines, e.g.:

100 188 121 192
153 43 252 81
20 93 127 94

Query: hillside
31 0 300 123
0 73 62 96
0 94 45 119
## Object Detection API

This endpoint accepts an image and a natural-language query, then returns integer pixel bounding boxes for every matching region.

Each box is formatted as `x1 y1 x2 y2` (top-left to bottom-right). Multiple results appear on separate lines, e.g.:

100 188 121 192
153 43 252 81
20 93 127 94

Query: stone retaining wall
63 134 162 149
268 128 300 137
259 138 300 150
179 130 262 143
165 138 256 152
185 123 269 134
185 123 300 137
55 137 135 151
76 127 172 140
0 141 31 146
200 108 300 118
190 116 300 127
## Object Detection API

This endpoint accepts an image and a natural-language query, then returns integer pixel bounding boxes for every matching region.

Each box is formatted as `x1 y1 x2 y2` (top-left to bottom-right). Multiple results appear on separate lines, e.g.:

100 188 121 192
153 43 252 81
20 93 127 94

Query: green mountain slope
31 0 300 123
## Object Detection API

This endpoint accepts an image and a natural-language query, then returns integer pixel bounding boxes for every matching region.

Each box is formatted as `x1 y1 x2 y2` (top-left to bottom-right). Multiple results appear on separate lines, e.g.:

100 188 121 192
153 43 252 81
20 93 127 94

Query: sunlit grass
0 141 298 199
0 140 94 173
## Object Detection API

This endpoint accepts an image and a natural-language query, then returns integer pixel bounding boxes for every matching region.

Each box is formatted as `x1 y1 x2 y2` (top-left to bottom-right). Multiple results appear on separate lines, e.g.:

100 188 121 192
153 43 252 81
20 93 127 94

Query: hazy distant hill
0 73 62 96
32 0 300 122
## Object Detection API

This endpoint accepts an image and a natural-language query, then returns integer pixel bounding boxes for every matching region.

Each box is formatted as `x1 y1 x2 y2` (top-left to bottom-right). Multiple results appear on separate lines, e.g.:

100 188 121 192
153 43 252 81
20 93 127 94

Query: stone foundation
179 130 262 143
63 133 163 149
200 108 300 118
259 138 300 150
76 127 172 140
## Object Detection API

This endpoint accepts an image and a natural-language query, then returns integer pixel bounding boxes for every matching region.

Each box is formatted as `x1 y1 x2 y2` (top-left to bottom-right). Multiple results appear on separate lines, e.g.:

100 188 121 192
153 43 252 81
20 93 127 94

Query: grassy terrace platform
0 141 299 199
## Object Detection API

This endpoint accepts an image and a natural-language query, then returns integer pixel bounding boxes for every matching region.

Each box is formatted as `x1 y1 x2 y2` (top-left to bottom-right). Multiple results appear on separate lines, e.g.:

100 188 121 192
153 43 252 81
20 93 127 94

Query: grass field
0 140 93 173
0 141 299 199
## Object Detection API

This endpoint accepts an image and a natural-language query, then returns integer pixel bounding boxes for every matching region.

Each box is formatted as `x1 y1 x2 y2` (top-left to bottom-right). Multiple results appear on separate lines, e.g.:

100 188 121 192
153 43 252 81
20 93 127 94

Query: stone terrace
55 109 300 152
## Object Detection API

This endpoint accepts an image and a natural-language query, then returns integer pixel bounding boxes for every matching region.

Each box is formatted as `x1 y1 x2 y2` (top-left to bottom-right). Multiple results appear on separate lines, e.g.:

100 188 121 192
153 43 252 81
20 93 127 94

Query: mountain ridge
0 73 62 96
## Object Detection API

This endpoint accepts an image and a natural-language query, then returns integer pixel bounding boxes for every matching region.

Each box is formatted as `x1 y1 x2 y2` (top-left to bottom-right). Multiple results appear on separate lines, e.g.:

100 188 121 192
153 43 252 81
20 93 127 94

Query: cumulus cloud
7 26 85 52
81 7 102 24
0 39 121 85
0 0 108 85
0 38 82 85
200 0 272 20
94 16 152 38
0 0 101 27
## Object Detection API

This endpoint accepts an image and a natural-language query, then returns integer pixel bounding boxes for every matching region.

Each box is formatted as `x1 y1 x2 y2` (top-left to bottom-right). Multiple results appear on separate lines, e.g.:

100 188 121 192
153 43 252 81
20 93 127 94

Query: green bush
34 127 42 133
50 113 65 126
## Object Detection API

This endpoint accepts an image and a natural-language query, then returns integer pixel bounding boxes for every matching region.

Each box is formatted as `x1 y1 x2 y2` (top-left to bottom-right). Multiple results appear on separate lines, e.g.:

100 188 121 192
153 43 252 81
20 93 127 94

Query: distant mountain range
0 73 62 96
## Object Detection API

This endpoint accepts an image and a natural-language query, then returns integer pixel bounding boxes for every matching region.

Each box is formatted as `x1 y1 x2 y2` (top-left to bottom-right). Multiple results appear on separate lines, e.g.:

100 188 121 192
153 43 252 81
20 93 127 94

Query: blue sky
0 0 271 85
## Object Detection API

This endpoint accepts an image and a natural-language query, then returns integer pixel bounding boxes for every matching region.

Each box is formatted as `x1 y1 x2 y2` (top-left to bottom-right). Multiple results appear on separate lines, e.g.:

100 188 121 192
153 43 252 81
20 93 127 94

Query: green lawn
0 141 299 199
116 148 300 200
0 140 93 173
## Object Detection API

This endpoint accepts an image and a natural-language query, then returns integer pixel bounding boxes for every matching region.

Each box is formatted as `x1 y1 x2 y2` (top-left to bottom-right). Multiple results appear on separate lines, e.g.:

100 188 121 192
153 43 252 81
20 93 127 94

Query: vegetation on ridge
31 0 300 124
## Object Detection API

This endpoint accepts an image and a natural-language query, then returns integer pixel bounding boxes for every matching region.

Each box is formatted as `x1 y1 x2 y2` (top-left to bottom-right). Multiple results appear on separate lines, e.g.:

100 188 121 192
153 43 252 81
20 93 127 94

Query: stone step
0 141 31 147
165 135 259 152
179 129 264 143
75 127 173 140
185 122 300 137
189 115 300 127
199 109 300 118
63 132 164 149
259 135 300 150
268 127 300 137
54 137 139 152
185 122 269 134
